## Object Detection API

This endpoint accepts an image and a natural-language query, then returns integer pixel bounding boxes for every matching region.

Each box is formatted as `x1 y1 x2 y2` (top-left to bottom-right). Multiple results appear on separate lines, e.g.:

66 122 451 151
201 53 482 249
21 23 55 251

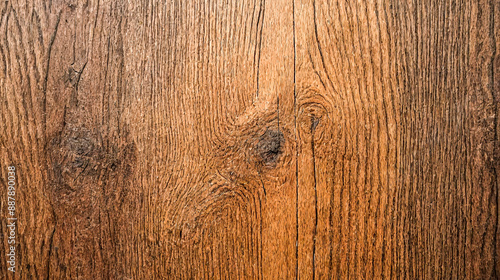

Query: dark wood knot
255 129 284 166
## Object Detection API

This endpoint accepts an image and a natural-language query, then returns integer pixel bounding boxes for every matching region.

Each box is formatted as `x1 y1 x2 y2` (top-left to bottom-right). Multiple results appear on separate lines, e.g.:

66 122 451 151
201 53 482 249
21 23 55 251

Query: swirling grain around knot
47 126 137 216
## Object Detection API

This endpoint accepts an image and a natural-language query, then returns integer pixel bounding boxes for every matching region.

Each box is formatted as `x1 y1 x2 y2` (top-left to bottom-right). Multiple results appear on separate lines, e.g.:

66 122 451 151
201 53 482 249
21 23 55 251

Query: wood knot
47 126 137 217
64 67 83 88
255 129 284 166
297 100 333 144
66 135 95 156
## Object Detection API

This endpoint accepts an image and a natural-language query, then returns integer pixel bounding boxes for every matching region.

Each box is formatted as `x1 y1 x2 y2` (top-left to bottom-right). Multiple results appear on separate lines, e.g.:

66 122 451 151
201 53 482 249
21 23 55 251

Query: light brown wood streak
0 0 498 279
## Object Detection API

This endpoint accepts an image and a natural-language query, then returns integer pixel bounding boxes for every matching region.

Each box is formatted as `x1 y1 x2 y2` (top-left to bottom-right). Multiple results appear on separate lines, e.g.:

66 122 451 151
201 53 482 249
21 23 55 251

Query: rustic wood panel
0 0 498 279
294 0 399 278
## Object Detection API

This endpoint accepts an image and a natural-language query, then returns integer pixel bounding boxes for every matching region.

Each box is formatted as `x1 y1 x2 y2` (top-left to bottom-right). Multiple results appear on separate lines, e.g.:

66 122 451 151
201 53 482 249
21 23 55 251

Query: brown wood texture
0 0 498 279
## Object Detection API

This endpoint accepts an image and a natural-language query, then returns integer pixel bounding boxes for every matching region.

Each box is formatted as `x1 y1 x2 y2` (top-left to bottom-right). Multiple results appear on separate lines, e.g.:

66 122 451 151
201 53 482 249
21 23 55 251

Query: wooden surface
0 0 498 279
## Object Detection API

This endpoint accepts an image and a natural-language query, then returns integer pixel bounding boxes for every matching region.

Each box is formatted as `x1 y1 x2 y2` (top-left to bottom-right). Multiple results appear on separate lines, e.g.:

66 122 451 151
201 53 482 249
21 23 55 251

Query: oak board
0 0 498 279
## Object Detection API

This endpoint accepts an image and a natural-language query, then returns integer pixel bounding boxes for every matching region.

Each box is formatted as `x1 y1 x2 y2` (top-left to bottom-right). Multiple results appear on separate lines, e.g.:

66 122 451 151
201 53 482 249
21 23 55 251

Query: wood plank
294 0 399 278
0 0 498 279
293 0 499 278
395 0 498 278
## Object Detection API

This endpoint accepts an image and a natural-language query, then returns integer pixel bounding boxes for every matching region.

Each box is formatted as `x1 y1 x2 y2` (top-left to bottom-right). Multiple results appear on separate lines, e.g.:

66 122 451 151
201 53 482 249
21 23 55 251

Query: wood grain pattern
0 0 498 279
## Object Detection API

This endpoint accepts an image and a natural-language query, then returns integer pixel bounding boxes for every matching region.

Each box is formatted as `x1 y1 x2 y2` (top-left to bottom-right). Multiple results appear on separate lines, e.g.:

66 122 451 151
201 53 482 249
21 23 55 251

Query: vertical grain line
41 10 61 138
311 120 318 280
254 0 265 99
312 0 339 98
45 223 56 280
277 97 280 132
292 0 299 279
259 195 264 280
490 0 498 277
